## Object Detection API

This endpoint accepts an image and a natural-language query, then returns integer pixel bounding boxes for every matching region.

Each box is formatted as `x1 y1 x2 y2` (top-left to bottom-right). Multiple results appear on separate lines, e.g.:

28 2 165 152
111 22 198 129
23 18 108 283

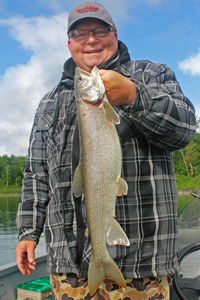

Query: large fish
73 66 130 296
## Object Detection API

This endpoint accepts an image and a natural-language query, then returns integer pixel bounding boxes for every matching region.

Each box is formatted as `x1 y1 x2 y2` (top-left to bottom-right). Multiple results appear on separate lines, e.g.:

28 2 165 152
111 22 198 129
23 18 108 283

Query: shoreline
178 189 199 195
178 190 191 195
0 190 196 197
0 194 21 197
0 187 199 197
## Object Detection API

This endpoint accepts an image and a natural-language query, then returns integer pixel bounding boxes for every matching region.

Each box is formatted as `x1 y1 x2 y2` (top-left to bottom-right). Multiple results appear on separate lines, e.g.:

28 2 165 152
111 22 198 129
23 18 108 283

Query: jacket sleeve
16 92 53 244
120 61 196 151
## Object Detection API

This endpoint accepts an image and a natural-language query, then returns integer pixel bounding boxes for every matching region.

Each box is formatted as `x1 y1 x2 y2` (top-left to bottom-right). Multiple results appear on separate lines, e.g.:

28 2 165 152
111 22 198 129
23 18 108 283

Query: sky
0 0 200 156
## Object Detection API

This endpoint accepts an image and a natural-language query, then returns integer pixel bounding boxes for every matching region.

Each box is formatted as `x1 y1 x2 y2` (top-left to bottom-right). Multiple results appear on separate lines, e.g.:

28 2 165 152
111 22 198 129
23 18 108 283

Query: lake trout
73 66 130 296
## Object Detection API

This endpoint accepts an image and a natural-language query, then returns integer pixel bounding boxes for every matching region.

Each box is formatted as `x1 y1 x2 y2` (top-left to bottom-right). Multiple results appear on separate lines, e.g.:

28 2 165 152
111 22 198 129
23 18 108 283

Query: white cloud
36 0 66 13
196 105 200 119
100 0 162 24
179 48 200 76
0 12 70 156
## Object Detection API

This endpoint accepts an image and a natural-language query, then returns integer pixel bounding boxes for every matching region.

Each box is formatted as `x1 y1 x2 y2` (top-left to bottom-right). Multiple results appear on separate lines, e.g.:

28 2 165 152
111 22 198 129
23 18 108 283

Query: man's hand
99 70 136 106
15 240 37 275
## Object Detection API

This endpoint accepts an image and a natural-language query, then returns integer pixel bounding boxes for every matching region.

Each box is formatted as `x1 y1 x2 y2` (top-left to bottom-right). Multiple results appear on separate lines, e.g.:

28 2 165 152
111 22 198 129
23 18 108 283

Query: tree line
0 118 199 194
173 126 200 191
0 155 27 194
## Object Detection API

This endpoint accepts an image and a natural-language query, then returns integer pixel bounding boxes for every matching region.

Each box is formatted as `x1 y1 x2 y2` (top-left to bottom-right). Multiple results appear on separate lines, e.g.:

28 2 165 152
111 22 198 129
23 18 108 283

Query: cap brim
67 17 113 33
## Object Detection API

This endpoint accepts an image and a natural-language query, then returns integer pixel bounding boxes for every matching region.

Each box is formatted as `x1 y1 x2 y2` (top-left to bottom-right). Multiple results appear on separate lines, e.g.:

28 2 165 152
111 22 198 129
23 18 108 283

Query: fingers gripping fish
73 66 130 296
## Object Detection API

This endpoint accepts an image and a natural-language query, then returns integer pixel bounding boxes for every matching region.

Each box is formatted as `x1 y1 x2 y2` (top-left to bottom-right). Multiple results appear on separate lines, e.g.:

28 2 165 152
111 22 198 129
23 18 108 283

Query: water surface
0 196 46 267
0 194 195 267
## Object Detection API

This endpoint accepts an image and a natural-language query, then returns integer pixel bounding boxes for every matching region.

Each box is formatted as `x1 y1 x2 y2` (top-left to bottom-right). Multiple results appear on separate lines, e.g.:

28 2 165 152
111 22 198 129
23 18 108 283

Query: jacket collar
60 40 131 89
51 41 131 143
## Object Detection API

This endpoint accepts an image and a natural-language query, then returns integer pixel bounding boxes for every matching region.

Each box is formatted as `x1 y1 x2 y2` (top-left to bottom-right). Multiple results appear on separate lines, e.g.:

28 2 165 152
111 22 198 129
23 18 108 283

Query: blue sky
0 0 200 156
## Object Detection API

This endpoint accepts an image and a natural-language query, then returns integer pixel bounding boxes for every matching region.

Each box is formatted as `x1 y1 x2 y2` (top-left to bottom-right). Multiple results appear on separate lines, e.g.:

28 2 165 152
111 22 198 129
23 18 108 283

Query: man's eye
96 29 106 34
76 30 87 36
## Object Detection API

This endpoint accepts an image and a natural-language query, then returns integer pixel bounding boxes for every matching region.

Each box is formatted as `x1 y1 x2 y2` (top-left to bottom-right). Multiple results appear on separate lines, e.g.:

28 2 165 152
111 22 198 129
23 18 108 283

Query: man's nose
87 31 97 42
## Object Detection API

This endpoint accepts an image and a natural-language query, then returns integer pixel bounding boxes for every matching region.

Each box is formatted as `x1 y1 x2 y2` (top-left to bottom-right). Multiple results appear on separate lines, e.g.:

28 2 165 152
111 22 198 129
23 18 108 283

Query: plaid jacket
16 52 196 279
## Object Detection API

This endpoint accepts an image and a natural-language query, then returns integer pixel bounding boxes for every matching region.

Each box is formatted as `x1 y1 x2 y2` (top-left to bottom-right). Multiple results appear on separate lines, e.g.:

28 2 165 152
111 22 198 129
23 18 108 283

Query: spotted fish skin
73 66 130 296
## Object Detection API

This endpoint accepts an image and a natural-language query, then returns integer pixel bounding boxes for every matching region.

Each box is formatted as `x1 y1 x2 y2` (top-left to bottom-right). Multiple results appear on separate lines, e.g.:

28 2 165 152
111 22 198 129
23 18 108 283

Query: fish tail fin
88 255 105 296
88 252 126 296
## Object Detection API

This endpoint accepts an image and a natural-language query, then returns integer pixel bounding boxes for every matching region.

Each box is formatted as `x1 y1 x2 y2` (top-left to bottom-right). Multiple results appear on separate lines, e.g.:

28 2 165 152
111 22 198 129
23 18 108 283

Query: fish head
75 66 105 107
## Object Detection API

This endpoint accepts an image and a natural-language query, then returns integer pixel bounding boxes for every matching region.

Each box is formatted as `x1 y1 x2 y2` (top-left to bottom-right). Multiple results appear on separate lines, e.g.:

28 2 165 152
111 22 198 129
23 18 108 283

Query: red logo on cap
77 6 100 13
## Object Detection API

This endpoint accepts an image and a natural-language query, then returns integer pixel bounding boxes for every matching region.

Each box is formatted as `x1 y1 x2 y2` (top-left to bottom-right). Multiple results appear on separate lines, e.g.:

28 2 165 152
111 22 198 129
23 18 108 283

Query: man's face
68 19 118 72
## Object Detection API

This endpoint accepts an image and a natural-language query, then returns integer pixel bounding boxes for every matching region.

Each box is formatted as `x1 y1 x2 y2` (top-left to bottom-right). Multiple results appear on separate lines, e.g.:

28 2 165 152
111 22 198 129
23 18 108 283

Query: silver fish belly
73 66 130 296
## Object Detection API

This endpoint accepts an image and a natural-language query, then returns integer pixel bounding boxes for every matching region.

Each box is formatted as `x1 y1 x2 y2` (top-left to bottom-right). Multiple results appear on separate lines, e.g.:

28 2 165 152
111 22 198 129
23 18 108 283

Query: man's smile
85 49 102 54
68 19 118 72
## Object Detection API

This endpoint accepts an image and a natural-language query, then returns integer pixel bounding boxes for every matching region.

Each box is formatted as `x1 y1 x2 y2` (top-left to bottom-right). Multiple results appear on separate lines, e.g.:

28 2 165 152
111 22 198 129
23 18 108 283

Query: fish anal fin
72 163 84 197
104 101 120 124
107 218 130 246
117 178 128 196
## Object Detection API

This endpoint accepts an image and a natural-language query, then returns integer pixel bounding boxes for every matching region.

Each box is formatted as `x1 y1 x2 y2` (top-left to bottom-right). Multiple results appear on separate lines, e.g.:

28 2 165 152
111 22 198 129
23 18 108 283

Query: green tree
0 155 27 192
173 132 200 178
0 155 10 186
173 150 186 175
184 140 199 179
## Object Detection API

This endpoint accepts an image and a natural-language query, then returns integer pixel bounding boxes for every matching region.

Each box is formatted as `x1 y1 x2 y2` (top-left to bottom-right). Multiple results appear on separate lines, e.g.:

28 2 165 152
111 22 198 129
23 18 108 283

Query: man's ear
68 39 71 53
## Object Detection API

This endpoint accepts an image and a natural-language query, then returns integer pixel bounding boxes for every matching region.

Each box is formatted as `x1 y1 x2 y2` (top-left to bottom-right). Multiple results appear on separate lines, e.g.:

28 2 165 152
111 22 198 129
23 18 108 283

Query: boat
171 242 200 300
0 255 50 299
172 193 200 299
190 190 200 198
1 247 200 300
1 193 200 299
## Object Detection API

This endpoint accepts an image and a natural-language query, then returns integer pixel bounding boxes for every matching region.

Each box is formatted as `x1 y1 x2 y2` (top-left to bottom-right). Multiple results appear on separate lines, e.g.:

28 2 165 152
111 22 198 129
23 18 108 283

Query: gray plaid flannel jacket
16 51 196 279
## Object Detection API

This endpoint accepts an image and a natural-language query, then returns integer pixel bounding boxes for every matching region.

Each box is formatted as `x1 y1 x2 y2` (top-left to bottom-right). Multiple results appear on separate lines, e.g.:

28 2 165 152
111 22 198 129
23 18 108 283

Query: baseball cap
67 1 115 33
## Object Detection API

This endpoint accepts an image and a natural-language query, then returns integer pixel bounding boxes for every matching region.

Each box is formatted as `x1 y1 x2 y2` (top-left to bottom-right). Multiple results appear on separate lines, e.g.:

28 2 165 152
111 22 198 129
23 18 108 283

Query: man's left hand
99 70 136 107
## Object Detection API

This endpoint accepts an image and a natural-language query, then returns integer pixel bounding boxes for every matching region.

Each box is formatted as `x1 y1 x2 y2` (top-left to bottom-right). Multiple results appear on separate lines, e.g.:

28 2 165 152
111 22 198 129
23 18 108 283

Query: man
15 1 196 299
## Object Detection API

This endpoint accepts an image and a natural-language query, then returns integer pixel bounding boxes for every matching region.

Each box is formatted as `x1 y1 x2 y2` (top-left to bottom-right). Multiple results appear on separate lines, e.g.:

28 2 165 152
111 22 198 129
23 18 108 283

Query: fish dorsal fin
104 100 120 124
107 218 130 246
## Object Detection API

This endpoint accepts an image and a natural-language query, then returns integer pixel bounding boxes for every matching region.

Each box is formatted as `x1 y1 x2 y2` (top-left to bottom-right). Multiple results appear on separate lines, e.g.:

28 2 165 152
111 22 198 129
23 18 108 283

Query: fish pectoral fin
117 178 128 196
72 164 84 197
104 101 120 124
85 227 89 237
107 218 130 246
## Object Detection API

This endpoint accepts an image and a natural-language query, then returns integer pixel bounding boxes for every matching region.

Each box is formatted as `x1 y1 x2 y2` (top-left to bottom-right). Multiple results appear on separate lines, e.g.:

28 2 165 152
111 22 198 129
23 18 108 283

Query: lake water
0 196 46 268
0 194 195 268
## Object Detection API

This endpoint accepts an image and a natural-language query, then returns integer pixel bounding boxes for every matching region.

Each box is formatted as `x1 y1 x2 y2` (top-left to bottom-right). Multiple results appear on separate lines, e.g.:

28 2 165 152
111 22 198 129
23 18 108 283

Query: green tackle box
16 276 51 300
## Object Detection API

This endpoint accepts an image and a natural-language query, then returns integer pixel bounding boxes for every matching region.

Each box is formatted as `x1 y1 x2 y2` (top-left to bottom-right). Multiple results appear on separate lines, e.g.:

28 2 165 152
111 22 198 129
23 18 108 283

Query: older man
16 1 196 299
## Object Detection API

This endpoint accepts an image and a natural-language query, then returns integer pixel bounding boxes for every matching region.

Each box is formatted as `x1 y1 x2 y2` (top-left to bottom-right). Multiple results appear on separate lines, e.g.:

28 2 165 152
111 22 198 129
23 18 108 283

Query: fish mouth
83 98 103 107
